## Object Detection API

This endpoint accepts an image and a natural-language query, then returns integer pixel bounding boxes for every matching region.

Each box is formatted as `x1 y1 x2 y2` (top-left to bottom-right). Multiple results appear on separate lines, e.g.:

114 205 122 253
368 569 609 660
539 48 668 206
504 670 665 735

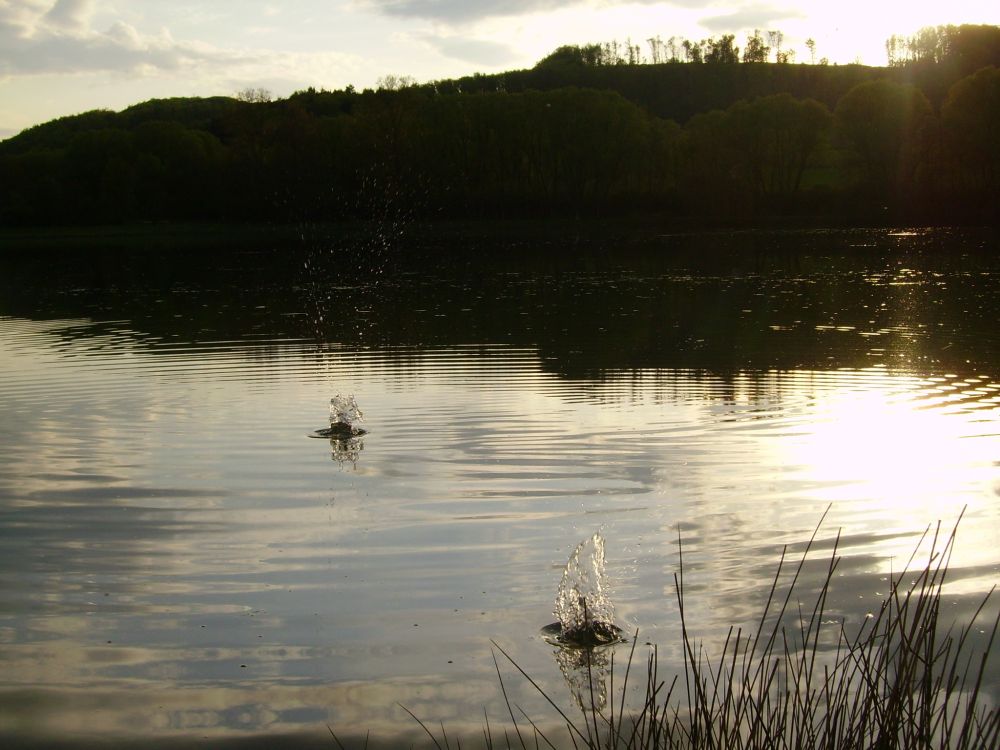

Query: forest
1 23 998 227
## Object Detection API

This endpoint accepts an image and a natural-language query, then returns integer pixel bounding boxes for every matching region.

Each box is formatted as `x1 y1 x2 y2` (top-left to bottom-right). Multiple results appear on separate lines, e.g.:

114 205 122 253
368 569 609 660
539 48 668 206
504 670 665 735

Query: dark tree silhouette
835 79 933 197
941 66 1000 195
743 31 770 63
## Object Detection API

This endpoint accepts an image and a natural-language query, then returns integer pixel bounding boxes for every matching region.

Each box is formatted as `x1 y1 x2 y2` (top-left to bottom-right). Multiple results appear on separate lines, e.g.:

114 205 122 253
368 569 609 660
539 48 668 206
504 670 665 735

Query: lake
1 226 998 747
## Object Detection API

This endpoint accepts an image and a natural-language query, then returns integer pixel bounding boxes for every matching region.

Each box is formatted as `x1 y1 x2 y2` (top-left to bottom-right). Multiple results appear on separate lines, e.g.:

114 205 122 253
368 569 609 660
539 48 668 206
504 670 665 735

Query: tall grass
345 514 999 749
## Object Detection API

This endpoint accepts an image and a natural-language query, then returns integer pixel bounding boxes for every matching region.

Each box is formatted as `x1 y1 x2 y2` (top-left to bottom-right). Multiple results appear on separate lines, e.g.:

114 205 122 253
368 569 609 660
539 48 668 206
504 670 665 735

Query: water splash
309 394 366 439
547 533 623 646
330 394 364 430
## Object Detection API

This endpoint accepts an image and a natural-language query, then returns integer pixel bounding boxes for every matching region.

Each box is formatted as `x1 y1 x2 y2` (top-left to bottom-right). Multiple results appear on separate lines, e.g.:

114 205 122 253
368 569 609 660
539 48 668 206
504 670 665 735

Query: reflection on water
328 434 365 468
0 228 998 746
553 642 614 715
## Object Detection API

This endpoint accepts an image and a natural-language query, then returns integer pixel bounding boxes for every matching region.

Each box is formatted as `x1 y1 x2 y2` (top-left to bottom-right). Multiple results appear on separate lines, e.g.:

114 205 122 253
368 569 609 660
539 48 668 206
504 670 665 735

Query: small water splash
546 533 623 647
309 394 366 438
330 394 364 430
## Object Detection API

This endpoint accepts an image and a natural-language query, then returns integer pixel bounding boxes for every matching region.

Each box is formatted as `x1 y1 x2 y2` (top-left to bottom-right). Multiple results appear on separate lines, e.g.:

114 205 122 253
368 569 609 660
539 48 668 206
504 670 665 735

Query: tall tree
682 39 704 63
704 35 739 64
767 30 784 62
647 36 663 64
743 30 770 63
835 79 933 193
727 94 831 195
941 66 1000 194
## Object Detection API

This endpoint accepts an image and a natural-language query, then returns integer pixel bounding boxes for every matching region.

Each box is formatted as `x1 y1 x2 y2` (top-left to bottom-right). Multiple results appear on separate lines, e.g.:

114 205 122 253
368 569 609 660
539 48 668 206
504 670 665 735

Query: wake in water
543 533 624 647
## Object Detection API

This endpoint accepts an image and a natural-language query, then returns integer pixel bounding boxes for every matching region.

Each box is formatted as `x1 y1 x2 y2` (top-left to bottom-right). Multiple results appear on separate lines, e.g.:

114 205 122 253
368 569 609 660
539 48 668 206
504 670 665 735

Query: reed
370 513 999 749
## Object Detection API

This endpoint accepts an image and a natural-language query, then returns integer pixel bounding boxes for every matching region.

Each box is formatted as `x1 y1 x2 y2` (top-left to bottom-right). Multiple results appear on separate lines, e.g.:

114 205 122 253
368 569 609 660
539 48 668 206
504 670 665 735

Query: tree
910 26 946 63
376 74 416 91
726 94 832 196
648 118 683 197
626 37 642 65
885 24 1000 72
0 150 65 224
680 109 737 206
666 36 681 63
835 79 933 193
236 87 272 103
647 36 663 64
743 30 769 63
535 44 606 68
704 35 739 64
64 129 139 221
886 35 902 66
132 120 223 218
941 66 1000 193
682 39 703 63
806 38 816 65
767 30 784 62
946 24 1000 72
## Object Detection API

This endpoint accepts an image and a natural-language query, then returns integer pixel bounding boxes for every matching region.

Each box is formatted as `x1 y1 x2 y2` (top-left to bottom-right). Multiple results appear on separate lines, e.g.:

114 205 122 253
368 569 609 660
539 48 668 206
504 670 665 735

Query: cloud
43 0 96 31
0 2 365 85
224 49 366 92
0 2 250 76
360 0 568 22
420 34 518 66
358 0 699 24
700 5 805 33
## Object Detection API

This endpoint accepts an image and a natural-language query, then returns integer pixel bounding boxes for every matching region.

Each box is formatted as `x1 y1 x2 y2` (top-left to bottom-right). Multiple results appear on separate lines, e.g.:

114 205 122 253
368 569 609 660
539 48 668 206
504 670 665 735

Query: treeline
886 23 1000 68
430 24 1000 122
546 23 1000 69
538 29 807 68
1 25 998 227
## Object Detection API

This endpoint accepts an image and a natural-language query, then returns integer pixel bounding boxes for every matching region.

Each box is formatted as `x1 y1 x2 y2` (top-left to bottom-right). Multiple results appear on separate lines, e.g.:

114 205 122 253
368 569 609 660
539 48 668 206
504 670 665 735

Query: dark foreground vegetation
372 514 999 750
1 24 999 227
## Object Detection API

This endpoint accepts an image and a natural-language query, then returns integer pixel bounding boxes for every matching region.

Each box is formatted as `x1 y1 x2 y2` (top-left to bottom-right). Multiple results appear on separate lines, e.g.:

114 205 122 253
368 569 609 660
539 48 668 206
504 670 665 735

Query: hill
2 24 998 228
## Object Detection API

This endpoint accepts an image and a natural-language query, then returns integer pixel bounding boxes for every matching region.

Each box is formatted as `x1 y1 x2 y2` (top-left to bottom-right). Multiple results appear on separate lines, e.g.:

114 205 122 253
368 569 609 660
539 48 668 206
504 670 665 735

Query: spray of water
550 533 622 646
330 394 364 430
309 394 366 439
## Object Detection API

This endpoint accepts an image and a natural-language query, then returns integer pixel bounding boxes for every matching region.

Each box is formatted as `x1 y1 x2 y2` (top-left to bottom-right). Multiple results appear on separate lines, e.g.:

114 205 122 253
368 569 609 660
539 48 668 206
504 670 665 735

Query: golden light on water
776 371 999 570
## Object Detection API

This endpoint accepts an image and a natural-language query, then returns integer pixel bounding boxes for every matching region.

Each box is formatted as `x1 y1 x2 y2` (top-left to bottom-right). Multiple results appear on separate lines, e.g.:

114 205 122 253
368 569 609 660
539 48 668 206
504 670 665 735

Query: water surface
1 227 998 746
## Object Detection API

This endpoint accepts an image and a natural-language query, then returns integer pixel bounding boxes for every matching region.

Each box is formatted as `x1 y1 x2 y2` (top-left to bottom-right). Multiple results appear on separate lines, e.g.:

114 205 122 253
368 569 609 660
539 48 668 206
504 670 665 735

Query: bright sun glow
777 373 999 570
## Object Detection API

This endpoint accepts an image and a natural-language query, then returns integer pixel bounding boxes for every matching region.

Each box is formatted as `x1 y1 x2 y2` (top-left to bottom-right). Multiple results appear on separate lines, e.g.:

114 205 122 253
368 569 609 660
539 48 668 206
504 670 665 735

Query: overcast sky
2 0 998 138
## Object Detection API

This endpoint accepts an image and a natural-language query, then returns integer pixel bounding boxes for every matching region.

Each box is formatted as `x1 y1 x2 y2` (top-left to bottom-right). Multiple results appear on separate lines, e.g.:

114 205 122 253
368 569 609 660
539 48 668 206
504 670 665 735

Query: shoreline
2 215 995 253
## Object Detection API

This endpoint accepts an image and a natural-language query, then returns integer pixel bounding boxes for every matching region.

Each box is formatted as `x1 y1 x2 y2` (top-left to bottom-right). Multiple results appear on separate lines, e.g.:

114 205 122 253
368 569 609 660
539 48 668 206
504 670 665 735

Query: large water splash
549 533 622 646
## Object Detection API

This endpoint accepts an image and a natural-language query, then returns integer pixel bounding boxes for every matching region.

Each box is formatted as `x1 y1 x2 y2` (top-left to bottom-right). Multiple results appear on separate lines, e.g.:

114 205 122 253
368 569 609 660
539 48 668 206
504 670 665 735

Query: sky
2 0 999 139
